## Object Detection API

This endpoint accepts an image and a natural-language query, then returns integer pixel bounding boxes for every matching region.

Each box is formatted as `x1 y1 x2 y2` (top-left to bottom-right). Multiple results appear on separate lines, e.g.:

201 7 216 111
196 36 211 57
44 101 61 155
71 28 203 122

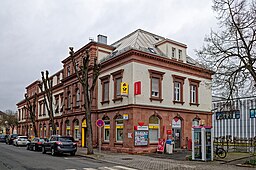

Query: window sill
190 103 200 107
173 101 184 105
101 100 110 105
112 97 123 103
150 97 163 103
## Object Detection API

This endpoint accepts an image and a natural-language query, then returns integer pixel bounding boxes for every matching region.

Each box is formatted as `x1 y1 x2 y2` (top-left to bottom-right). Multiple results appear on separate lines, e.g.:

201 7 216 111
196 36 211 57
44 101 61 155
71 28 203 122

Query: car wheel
51 148 56 156
33 146 36 151
42 147 46 154
70 151 76 156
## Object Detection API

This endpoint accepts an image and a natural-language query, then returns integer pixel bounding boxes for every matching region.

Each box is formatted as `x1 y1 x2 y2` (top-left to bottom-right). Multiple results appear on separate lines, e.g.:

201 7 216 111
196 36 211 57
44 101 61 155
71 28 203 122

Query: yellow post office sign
121 82 129 96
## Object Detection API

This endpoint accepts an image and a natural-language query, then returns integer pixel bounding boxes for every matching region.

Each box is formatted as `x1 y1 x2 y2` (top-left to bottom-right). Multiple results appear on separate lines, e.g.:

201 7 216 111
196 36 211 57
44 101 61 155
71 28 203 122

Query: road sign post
96 119 104 153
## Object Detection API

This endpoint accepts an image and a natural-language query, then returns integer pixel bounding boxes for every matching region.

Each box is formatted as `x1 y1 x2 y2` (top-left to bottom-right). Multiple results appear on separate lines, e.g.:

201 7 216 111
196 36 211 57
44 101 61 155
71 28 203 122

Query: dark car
27 137 46 151
42 135 77 156
6 134 18 145
0 134 7 142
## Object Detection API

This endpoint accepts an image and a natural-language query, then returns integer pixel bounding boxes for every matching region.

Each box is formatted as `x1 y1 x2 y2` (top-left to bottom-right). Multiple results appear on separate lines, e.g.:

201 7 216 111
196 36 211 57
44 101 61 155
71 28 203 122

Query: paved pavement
76 147 256 170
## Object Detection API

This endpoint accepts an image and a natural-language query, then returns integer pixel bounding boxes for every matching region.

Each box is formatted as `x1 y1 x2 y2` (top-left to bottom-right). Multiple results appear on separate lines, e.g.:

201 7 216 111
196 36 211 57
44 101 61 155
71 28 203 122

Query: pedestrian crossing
65 166 137 170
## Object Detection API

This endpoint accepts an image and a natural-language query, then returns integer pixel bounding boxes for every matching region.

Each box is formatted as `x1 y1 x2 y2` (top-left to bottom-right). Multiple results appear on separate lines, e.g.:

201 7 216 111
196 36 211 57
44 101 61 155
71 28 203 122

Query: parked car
27 137 46 151
0 134 7 142
6 134 18 145
42 135 77 156
13 136 28 146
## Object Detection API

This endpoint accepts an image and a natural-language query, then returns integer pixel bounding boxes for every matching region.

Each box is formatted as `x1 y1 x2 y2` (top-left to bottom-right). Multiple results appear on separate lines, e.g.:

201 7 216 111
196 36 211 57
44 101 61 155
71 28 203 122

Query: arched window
192 117 200 126
73 120 79 140
76 89 80 107
102 116 110 142
149 115 160 143
115 115 123 142
65 120 70 136
43 124 47 138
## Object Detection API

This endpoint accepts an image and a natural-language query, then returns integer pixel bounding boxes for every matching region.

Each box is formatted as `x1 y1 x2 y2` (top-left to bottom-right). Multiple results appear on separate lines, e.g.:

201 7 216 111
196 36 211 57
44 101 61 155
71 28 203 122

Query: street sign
121 82 129 96
123 114 128 120
96 119 104 127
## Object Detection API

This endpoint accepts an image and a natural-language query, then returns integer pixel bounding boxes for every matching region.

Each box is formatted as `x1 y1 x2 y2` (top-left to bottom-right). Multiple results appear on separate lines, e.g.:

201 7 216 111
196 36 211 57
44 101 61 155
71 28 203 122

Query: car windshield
39 139 45 142
59 137 74 142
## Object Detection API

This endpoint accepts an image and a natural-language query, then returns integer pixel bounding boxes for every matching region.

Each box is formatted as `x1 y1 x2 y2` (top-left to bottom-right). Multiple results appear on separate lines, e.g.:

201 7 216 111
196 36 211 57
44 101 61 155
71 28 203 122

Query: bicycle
215 146 227 159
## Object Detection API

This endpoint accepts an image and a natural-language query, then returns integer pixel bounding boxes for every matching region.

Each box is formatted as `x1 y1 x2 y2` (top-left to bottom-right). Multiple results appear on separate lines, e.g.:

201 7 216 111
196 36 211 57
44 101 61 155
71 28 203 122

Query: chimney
97 34 107 44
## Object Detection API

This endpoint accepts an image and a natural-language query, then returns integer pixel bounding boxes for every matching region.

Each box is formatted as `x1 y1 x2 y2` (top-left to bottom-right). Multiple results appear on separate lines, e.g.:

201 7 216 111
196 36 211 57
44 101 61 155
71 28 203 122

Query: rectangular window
250 109 256 118
67 66 71 76
174 81 181 101
104 120 110 142
116 119 123 142
178 49 182 60
149 70 164 102
100 75 110 104
190 85 196 103
189 78 200 106
149 129 159 143
111 69 124 102
172 47 176 58
151 77 160 97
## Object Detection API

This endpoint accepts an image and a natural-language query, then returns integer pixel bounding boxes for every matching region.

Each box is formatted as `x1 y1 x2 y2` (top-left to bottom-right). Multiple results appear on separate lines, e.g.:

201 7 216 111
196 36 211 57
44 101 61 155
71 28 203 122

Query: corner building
17 29 213 153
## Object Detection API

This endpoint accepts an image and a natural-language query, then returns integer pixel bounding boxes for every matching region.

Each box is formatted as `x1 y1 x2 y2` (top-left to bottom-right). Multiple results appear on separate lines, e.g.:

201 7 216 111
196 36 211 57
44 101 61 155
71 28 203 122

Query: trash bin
166 139 173 154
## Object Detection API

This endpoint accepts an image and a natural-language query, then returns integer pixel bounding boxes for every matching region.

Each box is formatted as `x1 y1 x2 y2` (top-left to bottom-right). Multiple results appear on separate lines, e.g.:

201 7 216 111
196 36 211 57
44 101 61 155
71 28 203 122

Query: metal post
99 127 101 153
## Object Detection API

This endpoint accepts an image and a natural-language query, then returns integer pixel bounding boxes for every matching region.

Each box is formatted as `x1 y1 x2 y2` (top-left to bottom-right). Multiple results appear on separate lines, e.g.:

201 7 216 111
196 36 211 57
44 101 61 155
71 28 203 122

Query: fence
214 135 256 153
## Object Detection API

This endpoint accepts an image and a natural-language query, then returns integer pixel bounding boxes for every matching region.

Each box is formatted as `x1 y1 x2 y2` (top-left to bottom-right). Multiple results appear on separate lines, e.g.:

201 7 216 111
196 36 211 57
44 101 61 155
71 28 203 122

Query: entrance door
172 128 181 148
172 118 182 148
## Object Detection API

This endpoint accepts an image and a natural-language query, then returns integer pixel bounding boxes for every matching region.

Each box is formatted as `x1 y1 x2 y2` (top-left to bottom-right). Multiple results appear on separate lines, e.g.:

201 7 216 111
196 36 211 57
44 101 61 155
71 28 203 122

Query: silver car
13 136 28 146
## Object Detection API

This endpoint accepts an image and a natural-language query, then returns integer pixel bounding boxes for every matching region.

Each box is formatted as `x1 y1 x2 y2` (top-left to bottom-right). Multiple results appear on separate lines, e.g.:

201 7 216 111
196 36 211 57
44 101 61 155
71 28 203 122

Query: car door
44 137 52 151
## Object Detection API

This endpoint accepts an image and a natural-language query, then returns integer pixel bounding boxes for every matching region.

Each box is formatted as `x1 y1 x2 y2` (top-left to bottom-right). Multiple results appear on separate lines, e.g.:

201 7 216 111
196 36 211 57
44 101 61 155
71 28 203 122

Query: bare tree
2 111 18 134
69 47 100 155
197 0 256 99
39 71 56 135
24 93 38 137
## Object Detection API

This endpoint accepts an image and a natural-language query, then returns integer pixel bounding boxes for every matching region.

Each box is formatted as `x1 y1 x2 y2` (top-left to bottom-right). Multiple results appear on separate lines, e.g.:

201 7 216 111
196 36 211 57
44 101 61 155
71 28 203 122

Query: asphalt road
0 143 137 170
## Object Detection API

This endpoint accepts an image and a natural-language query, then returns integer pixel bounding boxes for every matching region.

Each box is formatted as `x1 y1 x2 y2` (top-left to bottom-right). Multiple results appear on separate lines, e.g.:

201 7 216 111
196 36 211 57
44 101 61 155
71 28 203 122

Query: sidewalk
76 147 255 170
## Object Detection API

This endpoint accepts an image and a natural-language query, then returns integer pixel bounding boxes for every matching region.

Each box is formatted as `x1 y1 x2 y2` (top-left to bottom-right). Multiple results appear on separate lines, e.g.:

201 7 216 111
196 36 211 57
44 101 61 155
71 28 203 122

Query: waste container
166 139 173 154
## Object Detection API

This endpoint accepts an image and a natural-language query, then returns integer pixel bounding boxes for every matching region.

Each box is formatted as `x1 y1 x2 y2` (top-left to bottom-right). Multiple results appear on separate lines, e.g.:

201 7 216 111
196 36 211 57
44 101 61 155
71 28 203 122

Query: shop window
100 75 110 104
189 78 200 106
73 120 79 140
115 115 123 142
149 69 165 102
172 75 186 104
103 116 110 142
76 89 80 107
149 115 160 143
65 120 70 136
111 69 124 102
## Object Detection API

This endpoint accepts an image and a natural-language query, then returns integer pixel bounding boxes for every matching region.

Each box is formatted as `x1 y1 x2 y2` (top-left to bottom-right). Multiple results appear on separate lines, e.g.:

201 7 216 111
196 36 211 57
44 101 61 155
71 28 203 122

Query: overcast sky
0 0 217 112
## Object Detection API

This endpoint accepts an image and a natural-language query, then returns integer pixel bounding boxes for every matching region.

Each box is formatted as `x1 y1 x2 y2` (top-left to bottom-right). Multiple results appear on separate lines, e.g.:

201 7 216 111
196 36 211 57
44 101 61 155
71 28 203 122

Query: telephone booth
192 126 213 161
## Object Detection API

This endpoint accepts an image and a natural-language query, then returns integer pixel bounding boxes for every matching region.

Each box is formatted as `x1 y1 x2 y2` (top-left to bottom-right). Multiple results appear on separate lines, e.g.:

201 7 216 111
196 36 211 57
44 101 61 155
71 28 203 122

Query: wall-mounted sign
121 82 129 96
82 119 87 128
134 130 148 146
172 118 181 128
134 81 141 95
123 114 128 120
134 126 148 131
128 133 133 139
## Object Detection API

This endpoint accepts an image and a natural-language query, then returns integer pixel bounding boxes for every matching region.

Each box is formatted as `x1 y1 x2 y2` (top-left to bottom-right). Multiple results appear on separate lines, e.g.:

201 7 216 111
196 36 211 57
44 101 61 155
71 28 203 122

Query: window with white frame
152 77 160 97
115 115 123 142
149 116 160 143
174 81 181 101
74 120 79 140
178 49 182 60
172 47 176 58
103 116 110 142
189 78 200 106
190 84 196 104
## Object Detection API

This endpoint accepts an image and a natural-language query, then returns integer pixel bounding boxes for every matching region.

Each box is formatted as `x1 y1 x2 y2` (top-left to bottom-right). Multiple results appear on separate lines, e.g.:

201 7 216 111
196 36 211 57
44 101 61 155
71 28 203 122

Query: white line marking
114 166 137 170
83 168 97 170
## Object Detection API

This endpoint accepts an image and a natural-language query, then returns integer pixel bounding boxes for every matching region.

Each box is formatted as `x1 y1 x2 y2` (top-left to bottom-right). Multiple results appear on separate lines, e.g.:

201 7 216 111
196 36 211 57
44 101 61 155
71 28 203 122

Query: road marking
83 168 97 170
113 166 137 170
65 169 77 170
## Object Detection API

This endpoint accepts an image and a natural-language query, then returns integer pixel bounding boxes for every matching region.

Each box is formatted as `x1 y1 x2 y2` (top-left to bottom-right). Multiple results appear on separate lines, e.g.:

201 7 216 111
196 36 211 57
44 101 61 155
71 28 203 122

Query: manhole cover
121 158 133 160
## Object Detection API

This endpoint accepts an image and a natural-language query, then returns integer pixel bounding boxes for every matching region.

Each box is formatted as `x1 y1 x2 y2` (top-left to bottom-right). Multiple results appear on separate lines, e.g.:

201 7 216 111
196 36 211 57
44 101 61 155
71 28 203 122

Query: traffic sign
96 119 104 127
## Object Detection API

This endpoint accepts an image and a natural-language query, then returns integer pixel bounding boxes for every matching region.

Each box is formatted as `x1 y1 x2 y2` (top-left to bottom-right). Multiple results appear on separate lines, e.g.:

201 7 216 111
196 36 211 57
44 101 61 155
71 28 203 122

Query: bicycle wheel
217 148 227 158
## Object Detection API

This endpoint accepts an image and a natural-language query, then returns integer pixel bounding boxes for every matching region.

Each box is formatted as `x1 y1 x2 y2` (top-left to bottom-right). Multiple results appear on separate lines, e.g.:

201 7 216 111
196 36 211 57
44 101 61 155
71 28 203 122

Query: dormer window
178 50 182 60
148 47 156 54
172 48 176 58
